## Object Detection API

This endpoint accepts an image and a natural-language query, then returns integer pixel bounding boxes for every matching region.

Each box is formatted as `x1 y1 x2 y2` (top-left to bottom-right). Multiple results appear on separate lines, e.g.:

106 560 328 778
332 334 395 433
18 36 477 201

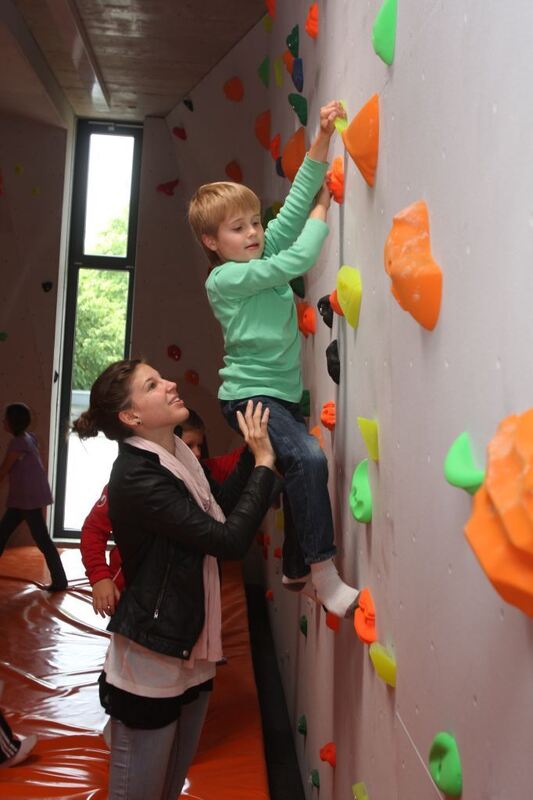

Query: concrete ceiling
2 0 265 125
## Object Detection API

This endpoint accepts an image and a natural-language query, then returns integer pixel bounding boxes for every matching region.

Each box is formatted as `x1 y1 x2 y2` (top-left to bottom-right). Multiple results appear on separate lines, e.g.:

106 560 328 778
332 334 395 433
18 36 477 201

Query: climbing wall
0 114 67 538
162 0 533 797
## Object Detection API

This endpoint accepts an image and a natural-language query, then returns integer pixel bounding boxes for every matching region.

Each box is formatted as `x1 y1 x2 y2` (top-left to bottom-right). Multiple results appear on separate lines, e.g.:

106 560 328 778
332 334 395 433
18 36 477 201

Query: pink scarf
127 434 223 666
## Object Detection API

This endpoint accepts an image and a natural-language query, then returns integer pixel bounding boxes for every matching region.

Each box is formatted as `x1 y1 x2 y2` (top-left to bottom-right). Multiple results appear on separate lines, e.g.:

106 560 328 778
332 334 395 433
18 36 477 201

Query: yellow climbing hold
369 642 396 687
336 266 362 328
352 783 369 800
275 509 284 530
357 417 379 462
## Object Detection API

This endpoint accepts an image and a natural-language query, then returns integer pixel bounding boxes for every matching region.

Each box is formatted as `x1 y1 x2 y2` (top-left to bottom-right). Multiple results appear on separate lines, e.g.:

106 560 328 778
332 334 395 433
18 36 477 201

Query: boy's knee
301 438 328 473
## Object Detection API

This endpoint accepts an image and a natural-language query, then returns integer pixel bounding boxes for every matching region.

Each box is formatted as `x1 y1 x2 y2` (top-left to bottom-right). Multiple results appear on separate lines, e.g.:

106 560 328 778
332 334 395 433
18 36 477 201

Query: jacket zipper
153 562 171 620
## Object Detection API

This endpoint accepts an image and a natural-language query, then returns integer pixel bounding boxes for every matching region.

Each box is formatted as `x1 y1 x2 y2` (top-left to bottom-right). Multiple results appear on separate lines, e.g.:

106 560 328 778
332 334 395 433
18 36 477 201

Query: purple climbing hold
292 58 304 92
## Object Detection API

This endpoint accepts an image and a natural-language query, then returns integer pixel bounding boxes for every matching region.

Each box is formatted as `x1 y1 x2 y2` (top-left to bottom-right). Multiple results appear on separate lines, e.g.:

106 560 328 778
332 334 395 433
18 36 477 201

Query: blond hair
188 181 261 266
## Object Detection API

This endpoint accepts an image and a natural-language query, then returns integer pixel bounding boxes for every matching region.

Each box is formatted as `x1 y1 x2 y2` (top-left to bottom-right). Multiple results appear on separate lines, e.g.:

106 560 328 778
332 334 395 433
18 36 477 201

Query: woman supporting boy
189 100 360 618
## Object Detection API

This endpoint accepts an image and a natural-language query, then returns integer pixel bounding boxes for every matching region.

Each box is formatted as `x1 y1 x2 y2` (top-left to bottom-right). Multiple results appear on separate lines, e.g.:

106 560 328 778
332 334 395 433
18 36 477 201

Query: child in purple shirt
0 403 67 590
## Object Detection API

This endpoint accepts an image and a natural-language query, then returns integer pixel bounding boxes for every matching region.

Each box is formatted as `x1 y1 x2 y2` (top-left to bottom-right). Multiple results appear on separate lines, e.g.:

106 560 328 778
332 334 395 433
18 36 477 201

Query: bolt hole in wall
55 121 142 537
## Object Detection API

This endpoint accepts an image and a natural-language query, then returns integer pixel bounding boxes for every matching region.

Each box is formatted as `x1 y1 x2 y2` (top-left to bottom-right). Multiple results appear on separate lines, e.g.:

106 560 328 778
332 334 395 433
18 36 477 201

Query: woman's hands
236 401 275 470
92 578 121 617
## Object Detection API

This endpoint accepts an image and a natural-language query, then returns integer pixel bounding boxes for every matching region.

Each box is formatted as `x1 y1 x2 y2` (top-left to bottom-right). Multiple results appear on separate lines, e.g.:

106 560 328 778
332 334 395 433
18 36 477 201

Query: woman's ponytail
72 359 141 442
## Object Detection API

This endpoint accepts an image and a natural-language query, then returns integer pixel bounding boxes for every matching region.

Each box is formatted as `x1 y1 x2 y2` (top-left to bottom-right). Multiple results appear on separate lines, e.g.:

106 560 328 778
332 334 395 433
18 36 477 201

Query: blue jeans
221 396 336 578
109 690 210 799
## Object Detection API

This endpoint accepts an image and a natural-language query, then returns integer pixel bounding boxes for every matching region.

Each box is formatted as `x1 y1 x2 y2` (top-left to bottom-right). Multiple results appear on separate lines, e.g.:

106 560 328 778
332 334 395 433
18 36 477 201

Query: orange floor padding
0 547 270 799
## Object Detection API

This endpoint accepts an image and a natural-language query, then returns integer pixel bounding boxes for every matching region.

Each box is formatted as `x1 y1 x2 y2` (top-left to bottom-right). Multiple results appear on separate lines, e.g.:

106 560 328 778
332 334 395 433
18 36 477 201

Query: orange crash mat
0 546 270 799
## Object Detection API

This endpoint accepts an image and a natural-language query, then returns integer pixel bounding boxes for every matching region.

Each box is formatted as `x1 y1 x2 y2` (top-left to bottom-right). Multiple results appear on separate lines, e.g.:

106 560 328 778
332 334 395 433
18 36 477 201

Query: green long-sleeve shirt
205 155 329 403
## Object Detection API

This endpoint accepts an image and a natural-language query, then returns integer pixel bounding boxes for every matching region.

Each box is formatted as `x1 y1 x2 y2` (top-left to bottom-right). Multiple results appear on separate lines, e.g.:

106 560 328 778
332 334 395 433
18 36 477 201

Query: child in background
81 410 245 617
0 403 67 591
189 101 359 618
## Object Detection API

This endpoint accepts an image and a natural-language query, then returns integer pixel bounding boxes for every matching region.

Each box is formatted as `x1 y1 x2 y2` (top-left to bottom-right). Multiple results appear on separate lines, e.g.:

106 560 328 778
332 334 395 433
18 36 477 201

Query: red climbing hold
167 344 182 361
172 127 187 140
157 179 179 196
225 161 243 182
184 370 199 386
319 742 336 767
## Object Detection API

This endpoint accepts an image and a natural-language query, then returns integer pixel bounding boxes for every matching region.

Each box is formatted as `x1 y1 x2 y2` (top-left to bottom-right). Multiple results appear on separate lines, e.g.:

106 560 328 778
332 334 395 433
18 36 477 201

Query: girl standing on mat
0 403 67 591
73 359 275 800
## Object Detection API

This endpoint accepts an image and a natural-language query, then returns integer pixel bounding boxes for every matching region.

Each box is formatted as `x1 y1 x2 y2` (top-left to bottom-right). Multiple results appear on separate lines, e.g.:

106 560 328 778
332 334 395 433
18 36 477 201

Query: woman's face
124 364 189 432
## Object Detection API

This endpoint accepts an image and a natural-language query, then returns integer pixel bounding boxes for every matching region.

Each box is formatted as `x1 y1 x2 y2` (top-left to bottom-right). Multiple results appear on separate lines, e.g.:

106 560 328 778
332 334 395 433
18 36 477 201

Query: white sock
282 574 317 601
310 560 359 618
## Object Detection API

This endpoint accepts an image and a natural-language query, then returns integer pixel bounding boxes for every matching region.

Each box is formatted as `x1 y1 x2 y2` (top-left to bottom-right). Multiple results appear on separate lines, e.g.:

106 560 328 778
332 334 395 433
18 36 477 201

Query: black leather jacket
107 442 275 659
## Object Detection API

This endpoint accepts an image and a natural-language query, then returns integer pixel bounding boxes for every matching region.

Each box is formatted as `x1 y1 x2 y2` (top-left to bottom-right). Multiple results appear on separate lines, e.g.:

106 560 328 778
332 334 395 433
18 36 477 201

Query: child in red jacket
81 411 244 616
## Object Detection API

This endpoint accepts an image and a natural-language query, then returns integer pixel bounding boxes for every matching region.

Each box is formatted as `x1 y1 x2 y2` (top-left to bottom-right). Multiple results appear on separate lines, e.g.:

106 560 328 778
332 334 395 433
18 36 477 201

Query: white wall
156 1 533 796
0 114 67 542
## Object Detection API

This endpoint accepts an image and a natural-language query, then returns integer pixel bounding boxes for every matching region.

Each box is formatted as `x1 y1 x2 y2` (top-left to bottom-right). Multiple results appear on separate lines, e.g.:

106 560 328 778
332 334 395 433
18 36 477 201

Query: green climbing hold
300 389 310 417
334 100 349 134
299 615 308 637
349 459 372 523
288 93 308 126
286 24 299 57
372 0 397 65
444 431 485 495
0 331 7 342
428 732 462 797
258 56 270 88
291 276 305 298
310 769 320 788
297 714 307 735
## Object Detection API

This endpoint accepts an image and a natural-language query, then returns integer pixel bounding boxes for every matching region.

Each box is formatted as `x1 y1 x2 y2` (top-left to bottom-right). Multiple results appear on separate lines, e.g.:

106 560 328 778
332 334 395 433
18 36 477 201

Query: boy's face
203 207 264 263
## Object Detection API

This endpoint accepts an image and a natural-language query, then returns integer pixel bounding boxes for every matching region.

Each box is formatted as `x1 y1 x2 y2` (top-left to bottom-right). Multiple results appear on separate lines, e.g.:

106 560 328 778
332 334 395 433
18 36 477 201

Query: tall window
54 120 142 537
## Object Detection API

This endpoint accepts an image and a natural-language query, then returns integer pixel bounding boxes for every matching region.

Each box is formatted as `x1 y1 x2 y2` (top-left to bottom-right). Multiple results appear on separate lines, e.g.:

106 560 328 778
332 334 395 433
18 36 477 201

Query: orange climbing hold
223 76 244 102
329 289 344 316
225 160 243 182
320 401 336 431
297 302 316 337
310 425 325 450
265 589 274 601
305 3 319 39
384 200 442 330
270 133 281 160
465 409 533 616
326 156 344 204
281 126 306 182
273 546 282 559
265 0 276 19
282 49 295 75
342 94 379 187
354 588 377 644
319 742 336 767
255 110 272 150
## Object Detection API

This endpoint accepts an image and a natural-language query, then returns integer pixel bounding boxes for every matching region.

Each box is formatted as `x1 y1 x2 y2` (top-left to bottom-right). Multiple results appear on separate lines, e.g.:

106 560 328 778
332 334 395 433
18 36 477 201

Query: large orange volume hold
342 94 379 186
465 409 533 616
281 126 306 182
384 200 442 330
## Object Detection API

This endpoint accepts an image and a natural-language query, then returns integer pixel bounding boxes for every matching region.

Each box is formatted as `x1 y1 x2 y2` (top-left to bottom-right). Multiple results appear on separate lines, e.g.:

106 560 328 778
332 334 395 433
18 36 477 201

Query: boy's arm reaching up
207 186 331 299
264 100 345 257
